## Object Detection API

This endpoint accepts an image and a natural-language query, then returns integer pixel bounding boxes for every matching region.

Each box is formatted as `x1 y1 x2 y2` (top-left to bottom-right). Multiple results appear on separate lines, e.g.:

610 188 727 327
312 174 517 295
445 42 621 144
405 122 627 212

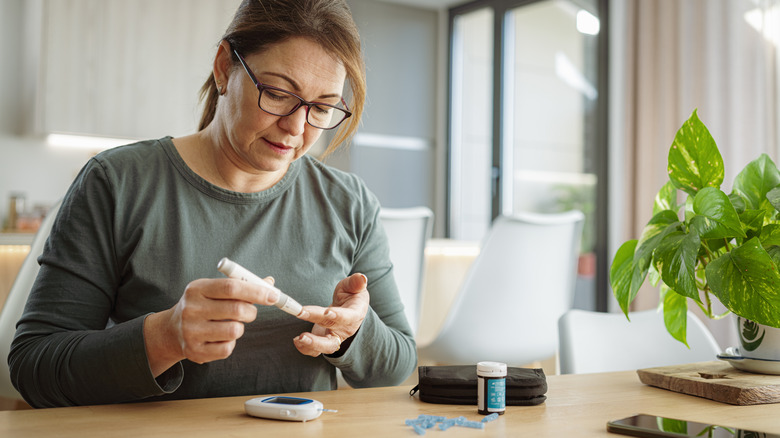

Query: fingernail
360 274 367 282
269 289 280 303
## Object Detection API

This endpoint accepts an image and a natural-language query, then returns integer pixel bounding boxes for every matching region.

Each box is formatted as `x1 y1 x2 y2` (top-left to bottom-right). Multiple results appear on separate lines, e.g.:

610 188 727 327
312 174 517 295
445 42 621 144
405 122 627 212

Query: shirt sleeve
324 192 418 387
8 159 180 408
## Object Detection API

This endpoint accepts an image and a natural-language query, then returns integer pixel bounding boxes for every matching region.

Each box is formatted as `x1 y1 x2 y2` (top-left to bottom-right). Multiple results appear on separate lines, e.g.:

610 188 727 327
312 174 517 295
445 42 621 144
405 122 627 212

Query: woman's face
216 37 347 177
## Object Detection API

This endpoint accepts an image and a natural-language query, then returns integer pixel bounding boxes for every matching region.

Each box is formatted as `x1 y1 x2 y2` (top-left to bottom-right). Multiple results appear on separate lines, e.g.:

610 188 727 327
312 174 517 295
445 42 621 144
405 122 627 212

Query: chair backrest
0 199 62 400
379 207 434 335
418 210 584 366
558 309 722 374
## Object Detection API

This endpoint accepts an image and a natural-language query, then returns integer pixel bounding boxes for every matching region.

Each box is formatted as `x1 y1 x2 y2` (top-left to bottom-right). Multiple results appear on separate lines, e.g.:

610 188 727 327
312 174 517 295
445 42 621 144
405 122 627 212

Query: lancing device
217 257 304 317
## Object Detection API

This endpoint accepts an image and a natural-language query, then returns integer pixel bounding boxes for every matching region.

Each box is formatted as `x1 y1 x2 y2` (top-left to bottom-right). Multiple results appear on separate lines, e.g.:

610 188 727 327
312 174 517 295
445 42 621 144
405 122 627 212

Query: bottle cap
477 361 507 377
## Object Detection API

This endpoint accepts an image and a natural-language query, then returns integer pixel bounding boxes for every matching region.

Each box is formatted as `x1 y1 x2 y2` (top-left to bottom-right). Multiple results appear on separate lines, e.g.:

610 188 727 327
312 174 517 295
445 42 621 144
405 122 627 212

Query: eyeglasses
234 50 352 130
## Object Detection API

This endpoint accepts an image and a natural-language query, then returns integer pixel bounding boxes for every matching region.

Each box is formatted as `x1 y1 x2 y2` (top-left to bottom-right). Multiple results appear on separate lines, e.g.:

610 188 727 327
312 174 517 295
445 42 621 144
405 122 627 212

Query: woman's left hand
293 273 369 357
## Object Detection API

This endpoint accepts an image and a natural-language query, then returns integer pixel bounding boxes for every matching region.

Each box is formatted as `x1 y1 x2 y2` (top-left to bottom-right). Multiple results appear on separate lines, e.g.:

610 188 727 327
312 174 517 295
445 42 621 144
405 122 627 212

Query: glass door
449 7 494 240
448 0 606 309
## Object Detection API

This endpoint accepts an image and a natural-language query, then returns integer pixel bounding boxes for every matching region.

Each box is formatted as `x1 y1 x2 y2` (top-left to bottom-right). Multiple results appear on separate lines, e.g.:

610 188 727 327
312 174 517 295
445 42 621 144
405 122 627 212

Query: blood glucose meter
244 396 324 422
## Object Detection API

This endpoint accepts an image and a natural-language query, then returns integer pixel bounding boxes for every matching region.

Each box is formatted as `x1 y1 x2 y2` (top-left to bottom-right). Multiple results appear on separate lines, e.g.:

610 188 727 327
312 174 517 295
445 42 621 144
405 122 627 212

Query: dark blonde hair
198 0 365 158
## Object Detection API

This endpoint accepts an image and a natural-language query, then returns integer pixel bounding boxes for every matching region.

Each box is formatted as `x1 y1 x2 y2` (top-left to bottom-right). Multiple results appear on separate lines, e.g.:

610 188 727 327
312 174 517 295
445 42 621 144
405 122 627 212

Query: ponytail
198 73 219 131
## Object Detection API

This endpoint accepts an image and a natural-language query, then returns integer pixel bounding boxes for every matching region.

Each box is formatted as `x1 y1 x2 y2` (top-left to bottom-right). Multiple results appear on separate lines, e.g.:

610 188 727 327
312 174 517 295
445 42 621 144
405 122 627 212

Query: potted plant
609 109 780 353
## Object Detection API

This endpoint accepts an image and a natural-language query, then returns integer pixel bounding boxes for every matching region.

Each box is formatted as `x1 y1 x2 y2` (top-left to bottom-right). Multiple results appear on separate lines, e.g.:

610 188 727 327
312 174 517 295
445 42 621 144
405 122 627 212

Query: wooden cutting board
637 361 780 405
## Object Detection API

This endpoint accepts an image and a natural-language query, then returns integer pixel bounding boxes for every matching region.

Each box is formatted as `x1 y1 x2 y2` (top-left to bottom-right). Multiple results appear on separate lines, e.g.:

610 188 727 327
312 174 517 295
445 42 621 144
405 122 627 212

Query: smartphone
244 396 324 422
607 414 780 438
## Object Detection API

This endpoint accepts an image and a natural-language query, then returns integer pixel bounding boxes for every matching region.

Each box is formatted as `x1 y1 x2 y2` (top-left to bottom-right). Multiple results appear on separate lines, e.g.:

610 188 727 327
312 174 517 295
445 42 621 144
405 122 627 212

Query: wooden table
1 370 778 437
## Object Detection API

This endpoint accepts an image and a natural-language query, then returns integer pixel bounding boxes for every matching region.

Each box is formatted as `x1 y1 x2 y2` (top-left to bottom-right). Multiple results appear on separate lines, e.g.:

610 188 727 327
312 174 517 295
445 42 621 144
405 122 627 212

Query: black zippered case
409 365 547 406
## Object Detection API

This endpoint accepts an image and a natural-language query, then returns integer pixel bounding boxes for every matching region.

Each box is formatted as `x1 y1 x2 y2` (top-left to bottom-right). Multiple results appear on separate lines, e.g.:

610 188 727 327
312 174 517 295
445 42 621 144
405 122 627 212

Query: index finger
201 278 281 306
298 305 353 327
216 257 282 305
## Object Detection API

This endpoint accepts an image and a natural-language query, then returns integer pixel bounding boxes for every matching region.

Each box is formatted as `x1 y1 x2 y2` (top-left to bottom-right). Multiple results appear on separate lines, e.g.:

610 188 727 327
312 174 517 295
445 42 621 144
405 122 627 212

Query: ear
213 40 233 90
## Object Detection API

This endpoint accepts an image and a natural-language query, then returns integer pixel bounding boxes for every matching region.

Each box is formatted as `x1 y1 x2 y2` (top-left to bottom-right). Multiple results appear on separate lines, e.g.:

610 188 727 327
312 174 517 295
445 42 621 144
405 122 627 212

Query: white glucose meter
244 396 324 422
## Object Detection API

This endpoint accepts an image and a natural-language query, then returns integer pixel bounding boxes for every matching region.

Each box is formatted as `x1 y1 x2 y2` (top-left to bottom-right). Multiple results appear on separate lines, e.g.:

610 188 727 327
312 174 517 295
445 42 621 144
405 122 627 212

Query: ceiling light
46 133 134 151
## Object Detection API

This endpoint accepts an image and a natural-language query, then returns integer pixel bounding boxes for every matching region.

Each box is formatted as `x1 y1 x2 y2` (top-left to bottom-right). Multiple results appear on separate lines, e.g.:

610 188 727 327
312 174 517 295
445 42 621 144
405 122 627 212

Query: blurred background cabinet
37 0 239 139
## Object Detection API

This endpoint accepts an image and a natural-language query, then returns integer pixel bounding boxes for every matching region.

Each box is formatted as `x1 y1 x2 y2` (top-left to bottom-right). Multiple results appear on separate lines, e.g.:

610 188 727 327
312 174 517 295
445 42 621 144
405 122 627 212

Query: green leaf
667 109 724 196
739 209 765 242
689 187 746 239
768 186 780 213
658 417 687 434
701 236 727 255
732 154 780 211
648 262 661 286
767 245 780 267
684 195 695 222
705 237 780 328
662 289 689 347
610 240 639 317
633 211 681 295
654 231 702 302
653 181 678 215
761 225 780 247
729 193 747 214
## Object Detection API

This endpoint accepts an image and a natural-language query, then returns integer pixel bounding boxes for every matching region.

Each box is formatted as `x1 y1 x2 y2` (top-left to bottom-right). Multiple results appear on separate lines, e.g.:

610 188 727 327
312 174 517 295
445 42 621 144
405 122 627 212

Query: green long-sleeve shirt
9 137 417 408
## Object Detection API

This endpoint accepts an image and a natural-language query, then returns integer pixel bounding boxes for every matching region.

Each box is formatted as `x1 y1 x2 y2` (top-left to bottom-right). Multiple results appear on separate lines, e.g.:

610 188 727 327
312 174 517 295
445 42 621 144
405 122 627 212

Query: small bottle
8 193 25 231
477 361 506 415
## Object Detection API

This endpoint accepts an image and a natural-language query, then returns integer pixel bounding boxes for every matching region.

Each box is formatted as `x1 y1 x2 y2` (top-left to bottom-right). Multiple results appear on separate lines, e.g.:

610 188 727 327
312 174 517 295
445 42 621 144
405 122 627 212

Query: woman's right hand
142 277 280 377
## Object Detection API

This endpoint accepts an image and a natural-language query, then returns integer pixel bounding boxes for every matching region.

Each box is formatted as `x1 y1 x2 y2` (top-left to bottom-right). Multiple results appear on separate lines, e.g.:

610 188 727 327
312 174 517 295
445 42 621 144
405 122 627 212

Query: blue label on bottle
487 378 506 411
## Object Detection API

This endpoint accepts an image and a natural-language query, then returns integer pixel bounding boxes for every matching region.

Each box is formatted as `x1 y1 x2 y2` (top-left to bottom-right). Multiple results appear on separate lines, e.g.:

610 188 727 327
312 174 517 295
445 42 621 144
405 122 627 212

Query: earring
217 80 224 95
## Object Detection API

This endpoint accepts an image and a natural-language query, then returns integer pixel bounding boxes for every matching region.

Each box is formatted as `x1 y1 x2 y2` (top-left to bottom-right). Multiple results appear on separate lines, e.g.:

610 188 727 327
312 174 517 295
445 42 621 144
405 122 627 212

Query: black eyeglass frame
233 49 352 130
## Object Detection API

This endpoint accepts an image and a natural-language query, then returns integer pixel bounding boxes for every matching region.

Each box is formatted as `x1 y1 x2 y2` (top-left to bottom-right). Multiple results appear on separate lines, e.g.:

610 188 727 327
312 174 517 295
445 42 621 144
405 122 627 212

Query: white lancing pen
217 257 304 317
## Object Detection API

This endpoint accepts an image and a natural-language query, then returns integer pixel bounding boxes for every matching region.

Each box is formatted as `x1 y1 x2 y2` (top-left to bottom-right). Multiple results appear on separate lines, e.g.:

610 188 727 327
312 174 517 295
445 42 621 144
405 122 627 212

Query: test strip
217 257 303 317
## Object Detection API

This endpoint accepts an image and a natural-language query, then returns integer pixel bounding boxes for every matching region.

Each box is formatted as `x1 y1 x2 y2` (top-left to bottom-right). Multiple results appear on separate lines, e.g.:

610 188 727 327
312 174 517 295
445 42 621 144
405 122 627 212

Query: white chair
558 309 722 374
0 199 62 401
417 210 584 366
379 207 433 335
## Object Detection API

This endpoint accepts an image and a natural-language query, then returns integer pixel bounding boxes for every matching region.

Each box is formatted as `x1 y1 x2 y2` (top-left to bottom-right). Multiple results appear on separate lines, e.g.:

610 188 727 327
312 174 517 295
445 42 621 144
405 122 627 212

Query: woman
9 0 417 408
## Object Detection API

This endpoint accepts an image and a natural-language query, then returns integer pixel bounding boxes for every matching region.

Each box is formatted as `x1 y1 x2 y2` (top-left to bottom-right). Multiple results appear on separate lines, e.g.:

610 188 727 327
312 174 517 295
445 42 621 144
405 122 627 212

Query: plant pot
718 317 780 375
736 317 780 361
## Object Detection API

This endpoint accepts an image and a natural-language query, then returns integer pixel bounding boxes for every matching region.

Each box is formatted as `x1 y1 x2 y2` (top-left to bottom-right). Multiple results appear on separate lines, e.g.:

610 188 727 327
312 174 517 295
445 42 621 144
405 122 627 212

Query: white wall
346 0 440 212
0 136 93 221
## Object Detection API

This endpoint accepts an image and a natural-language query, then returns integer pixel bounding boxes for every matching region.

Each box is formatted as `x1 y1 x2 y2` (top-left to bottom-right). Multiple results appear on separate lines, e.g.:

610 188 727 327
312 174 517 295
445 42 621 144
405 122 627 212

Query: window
448 0 608 310
449 7 494 239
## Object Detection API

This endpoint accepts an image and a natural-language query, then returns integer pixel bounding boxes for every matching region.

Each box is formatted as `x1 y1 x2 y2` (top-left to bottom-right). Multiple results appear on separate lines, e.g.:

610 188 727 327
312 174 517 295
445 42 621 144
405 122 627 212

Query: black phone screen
607 414 780 438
